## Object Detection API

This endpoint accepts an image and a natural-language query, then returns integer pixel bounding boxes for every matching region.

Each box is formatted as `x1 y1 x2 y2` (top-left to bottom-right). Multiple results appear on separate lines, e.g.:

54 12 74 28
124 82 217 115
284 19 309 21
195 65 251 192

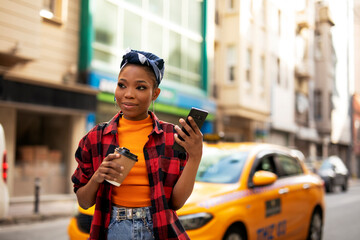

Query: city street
323 181 360 240
0 181 359 240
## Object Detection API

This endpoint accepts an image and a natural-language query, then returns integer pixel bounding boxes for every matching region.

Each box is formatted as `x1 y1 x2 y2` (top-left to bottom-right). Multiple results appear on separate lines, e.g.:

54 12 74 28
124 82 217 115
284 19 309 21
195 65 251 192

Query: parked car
68 142 325 240
0 124 9 219
318 155 349 193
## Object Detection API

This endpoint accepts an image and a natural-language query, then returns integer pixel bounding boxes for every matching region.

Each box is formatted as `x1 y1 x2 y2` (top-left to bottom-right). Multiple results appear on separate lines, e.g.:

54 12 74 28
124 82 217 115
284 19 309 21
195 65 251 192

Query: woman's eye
118 83 125 88
137 86 147 90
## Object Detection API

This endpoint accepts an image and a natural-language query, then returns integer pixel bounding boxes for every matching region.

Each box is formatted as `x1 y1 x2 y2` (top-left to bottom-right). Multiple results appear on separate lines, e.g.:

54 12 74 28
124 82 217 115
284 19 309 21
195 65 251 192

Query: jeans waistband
111 206 152 221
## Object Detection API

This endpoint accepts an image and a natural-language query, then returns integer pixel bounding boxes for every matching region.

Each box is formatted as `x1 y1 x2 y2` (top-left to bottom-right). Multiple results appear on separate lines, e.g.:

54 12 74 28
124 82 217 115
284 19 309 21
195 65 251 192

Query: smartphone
173 107 208 152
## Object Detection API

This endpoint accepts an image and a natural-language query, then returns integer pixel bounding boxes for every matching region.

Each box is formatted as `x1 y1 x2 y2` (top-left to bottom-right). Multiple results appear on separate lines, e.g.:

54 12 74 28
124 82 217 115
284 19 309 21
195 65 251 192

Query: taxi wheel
307 210 323 240
223 225 246 240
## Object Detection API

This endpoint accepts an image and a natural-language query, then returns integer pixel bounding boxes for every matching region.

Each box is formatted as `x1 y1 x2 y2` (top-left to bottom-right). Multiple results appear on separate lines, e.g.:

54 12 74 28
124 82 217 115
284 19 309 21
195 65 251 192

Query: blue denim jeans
107 206 154 240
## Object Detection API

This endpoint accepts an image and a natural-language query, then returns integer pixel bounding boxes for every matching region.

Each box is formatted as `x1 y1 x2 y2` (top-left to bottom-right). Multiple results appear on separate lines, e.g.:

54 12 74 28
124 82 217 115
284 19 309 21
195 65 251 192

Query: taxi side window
255 156 277 174
277 155 303 177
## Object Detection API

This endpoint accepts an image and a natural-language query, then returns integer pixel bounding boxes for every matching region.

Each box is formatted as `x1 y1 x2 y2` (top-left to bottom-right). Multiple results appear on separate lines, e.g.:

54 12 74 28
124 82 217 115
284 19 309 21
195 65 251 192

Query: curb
0 212 73 226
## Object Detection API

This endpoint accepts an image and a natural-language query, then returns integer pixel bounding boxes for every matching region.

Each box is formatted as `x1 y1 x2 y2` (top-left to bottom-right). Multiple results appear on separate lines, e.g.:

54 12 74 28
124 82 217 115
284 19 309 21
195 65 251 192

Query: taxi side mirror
252 170 277 187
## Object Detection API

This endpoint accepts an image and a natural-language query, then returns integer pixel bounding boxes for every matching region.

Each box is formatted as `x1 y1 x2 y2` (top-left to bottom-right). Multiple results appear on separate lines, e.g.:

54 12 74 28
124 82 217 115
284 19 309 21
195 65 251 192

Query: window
329 93 333 119
314 90 322 120
259 0 266 27
227 0 236 11
148 0 163 17
40 0 67 24
246 48 252 83
93 1 117 47
168 31 182 69
277 155 303 176
226 46 236 83
260 55 265 96
170 1 182 25
278 10 281 36
188 0 203 33
123 10 142 50
255 156 277 174
147 21 163 57
277 57 280 85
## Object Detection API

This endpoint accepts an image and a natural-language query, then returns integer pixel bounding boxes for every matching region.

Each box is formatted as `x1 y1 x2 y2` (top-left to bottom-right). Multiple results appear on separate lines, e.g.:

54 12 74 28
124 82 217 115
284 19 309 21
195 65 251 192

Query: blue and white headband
120 48 165 86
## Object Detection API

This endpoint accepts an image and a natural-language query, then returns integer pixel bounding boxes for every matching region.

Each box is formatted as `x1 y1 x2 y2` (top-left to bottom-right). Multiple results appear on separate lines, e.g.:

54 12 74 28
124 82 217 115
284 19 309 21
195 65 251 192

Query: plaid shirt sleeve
71 128 97 193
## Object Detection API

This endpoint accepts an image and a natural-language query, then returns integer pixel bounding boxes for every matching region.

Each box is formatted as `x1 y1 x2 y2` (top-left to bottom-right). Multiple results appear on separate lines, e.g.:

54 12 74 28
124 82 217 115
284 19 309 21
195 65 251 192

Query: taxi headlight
178 212 213 230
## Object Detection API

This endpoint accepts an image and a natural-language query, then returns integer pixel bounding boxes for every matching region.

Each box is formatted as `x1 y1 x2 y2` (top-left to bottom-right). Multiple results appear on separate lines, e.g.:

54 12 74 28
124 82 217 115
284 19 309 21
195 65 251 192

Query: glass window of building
246 48 252 83
277 57 281 85
147 21 163 57
124 0 142 7
259 0 266 28
123 10 142 50
148 0 163 17
260 55 265 97
170 1 182 25
92 0 118 69
187 39 201 75
226 46 236 83
314 90 322 120
40 0 67 24
188 0 203 33
227 0 235 11
90 0 205 90
93 1 117 47
168 30 182 69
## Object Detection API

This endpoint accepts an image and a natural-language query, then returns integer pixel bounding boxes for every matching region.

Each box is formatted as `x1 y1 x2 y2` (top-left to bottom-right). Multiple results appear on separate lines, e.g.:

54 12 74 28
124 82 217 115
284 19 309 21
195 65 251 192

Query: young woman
72 49 203 240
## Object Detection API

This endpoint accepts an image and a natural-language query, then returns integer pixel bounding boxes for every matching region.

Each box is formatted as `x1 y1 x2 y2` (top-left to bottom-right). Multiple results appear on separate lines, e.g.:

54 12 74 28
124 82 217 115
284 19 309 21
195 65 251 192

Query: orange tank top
111 115 153 207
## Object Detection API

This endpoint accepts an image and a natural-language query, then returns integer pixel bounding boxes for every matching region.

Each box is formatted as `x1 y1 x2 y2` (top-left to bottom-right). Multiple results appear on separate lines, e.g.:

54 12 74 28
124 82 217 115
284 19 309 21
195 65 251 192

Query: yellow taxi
68 204 95 240
178 142 325 240
68 142 325 240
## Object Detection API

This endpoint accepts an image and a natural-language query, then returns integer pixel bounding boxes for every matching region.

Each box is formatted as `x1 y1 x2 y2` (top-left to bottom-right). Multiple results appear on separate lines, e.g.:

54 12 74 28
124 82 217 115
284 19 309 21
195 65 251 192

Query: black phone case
172 107 208 152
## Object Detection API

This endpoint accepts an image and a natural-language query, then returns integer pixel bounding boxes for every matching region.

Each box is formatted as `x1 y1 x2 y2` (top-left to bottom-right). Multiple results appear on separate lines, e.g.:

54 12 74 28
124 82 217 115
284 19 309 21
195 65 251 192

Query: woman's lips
122 102 137 109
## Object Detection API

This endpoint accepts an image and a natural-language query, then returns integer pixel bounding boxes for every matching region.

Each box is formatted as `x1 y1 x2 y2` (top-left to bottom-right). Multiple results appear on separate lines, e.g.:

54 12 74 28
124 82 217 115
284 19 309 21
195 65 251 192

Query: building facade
214 0 271 142
213 0 353 173
0 0 97 197
79 0 216 133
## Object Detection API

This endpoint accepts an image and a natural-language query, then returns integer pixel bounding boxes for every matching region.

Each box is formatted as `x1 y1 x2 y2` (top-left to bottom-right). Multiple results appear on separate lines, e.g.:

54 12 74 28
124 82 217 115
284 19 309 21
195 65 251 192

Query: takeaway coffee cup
105 147 138 187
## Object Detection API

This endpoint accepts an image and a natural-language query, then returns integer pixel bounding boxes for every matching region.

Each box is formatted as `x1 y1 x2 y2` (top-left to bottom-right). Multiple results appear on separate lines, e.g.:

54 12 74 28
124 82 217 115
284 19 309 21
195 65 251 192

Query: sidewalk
0 194 77 225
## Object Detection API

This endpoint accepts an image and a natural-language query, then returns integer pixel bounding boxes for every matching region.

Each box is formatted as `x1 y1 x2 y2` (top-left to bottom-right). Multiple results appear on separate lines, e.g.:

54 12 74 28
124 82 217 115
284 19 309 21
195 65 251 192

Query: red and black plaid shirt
72 112 190 240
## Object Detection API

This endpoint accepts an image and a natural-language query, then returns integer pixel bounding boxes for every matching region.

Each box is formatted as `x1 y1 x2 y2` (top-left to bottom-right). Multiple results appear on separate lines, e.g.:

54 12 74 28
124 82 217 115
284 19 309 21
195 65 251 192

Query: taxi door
274 154 312 239
244 153 287 240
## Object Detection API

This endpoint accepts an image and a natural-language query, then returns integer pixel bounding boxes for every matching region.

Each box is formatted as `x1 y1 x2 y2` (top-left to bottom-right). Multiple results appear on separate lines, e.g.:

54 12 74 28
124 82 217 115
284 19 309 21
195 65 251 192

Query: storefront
0 76 97 197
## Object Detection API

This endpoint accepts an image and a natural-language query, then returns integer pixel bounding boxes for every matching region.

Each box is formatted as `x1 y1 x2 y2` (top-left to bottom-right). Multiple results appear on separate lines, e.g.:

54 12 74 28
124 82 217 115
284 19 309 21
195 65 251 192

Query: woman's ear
153 88 161 101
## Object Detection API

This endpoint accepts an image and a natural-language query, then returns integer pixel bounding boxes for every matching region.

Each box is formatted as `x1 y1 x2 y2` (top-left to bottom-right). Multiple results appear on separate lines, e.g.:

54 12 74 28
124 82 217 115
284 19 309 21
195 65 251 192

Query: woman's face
115 64 160 121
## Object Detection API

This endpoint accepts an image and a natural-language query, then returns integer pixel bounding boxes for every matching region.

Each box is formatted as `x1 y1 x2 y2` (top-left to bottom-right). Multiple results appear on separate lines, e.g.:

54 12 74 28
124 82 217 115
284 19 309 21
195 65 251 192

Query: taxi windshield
196 148 248 183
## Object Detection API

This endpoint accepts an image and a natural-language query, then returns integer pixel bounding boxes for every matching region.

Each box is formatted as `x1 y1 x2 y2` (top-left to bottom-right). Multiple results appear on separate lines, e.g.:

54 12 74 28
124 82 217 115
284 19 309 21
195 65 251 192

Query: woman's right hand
92 153 124 184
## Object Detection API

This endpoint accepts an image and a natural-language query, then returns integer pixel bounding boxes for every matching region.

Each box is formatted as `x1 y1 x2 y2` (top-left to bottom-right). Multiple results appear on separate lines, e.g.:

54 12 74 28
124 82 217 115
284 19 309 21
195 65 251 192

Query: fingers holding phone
173 108 208 157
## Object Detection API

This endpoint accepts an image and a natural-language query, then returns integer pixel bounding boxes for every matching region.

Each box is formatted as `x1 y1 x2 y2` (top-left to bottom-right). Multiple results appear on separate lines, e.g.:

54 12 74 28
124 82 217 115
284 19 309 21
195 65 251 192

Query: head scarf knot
120 49 165 86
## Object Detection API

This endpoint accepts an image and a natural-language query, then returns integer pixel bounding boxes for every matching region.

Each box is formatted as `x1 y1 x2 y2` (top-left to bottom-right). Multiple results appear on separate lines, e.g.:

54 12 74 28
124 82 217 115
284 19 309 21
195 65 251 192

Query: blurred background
0 0 360 226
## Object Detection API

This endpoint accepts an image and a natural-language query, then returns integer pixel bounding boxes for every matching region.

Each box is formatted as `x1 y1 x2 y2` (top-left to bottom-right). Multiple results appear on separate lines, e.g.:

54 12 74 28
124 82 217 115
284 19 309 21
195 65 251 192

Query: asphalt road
0 217 70 240
0 181 359 240
323 182 360 240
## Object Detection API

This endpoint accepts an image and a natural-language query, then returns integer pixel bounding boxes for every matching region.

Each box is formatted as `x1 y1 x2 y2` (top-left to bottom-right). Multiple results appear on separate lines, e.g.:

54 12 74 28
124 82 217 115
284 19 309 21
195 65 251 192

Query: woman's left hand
174 116 203 161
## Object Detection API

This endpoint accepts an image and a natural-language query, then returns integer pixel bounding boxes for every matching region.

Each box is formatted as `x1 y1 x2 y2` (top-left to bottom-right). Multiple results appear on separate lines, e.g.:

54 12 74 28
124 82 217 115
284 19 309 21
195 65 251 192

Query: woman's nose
124 88 135 98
